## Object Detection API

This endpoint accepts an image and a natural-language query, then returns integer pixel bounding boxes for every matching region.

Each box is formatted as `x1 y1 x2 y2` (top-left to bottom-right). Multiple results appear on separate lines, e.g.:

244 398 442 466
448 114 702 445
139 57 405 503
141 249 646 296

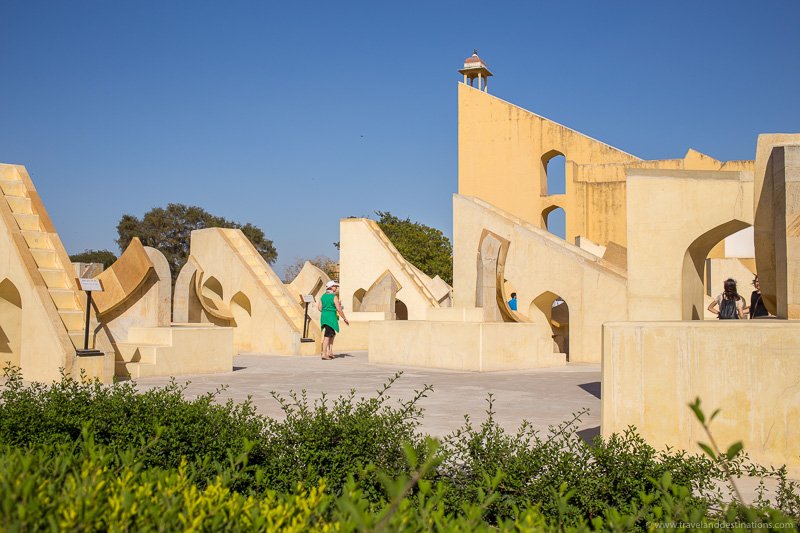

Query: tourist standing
317 280 349 360
707 278 745 319
508 292 518 311
749 275 769 319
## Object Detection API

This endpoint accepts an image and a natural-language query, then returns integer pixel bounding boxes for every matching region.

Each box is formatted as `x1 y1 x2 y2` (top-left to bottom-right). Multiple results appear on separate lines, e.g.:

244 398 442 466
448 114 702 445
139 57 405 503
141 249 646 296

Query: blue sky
1 1 798 277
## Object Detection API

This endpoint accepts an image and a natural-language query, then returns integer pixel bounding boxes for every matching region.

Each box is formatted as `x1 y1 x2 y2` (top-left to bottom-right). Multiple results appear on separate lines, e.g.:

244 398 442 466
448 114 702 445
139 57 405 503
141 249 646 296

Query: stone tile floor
134 351 602 439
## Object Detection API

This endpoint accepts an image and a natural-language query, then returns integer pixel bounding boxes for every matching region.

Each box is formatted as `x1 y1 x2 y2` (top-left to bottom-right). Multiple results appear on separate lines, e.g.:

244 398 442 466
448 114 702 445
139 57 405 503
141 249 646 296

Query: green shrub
437 397 715 525
257 373 430 500
0 437 793 532
0 367 796 531
0 439 334 532
0 368 268 478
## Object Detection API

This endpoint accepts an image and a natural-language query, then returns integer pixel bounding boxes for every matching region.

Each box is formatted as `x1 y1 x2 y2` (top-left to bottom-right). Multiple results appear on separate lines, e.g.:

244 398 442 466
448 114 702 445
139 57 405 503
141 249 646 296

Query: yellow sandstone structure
0 164 233 382
369 51 757 369
364 52 799 474
1 50 797 475
603 138 800 476
173 228 321 356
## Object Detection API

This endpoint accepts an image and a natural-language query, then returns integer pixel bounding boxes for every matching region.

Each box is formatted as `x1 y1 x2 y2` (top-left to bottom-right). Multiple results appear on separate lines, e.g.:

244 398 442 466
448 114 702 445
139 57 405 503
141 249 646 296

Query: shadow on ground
577 425 600 444
578 381 601 399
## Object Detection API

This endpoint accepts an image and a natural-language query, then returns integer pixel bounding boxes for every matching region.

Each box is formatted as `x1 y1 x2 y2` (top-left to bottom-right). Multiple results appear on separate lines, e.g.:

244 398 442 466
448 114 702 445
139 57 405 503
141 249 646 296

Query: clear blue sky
2 1 798 277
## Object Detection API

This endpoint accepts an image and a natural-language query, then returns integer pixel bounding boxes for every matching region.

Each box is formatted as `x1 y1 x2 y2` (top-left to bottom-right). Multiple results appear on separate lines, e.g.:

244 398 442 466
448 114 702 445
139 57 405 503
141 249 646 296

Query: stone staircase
0 169 88 349
364 220 440 307
221 229 317 354
114 325 233 379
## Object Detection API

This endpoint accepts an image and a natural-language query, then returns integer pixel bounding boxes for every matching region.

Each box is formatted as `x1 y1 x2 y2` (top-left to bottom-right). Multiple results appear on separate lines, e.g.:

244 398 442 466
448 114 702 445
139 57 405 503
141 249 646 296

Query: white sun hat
325 280 339 289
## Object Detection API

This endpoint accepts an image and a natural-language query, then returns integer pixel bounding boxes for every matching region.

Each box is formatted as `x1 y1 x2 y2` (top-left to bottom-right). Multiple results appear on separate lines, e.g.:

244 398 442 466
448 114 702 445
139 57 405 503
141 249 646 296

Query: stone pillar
771 145 800 318
754 135 800 318
476 231 505 322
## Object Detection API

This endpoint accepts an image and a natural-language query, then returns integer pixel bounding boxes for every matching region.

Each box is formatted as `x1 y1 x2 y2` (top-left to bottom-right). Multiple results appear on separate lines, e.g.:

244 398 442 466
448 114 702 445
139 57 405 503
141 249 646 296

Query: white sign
301 294 315 303
77 278 103 292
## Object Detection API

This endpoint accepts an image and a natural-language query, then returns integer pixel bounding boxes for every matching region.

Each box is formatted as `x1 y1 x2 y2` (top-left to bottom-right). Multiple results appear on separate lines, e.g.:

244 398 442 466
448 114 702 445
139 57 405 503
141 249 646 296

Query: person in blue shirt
508 292 518 311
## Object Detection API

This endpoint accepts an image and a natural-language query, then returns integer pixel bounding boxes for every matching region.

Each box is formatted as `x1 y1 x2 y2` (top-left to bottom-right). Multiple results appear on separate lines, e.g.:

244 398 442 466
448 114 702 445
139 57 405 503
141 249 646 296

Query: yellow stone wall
603 321 800 476
458 84 754 247
625 169 753 321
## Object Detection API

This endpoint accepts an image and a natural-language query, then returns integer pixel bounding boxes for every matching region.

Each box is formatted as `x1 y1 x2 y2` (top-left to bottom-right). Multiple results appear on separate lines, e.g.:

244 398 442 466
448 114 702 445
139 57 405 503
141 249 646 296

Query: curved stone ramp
194 269 234 323
93 238 153 316
477 229 530 324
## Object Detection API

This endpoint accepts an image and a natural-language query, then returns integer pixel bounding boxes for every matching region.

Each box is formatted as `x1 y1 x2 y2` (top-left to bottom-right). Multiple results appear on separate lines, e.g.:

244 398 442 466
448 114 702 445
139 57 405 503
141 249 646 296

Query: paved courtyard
134 351 601 440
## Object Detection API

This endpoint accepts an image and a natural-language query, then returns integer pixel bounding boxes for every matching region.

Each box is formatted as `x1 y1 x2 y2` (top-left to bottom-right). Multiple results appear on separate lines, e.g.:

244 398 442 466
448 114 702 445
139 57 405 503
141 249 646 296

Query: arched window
230 291 253 353
541 150 566 196
352 289 366 312
0 279 22 368
542 206 567 240
528 290 569 359
394 299 408 320
682 220 751 320
202 276 224 301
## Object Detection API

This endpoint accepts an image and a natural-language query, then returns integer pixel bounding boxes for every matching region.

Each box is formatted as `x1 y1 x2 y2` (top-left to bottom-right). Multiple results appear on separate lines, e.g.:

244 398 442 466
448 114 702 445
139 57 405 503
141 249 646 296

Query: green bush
436 398 715 524
257 373 430 500
0 369 268 477
0 438 794 532
0 367 796 531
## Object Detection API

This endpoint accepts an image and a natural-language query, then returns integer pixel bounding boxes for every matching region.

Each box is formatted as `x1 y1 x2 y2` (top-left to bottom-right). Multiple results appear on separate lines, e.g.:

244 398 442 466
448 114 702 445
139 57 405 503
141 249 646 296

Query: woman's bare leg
328 335 335 358
321 336 330 359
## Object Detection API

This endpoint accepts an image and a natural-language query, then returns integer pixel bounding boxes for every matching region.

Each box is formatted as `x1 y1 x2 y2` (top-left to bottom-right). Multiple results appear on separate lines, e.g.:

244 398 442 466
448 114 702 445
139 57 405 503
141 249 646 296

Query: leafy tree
375 211 452 285
68 249 117 269
283 256 339 283
116 203 277 280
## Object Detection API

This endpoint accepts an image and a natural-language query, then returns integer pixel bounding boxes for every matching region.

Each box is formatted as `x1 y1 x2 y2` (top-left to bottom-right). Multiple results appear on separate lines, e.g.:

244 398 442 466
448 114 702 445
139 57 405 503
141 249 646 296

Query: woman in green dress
317 280 349 360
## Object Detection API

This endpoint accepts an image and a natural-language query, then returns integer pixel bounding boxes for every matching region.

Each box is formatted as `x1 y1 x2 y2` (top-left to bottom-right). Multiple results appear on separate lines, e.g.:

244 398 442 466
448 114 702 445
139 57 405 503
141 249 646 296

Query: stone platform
134 351 601 438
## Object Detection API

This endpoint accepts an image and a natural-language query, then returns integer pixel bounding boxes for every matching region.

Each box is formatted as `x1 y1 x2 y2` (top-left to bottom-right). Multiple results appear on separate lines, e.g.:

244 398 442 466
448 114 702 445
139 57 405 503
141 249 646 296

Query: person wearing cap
317 280 349 360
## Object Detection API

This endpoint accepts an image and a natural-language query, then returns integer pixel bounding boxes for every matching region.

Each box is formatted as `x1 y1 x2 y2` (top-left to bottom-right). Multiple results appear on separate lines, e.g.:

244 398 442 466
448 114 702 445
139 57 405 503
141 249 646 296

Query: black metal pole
83 291 92 351
302 301 309 338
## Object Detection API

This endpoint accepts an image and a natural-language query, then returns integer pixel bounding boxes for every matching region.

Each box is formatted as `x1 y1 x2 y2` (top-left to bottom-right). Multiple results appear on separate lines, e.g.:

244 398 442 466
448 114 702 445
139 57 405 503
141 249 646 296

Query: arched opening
542 206 566 240
542 151 567 196
683 220 751 320
352 288 366 312
394 299 408 320
202 276 224 300
0 279 23 369
529 291 570 358
230 291 252 353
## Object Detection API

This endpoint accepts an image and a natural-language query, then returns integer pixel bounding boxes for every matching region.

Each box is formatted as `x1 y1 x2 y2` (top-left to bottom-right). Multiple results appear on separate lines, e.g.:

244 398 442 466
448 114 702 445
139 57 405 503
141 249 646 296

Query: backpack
718 297 739 320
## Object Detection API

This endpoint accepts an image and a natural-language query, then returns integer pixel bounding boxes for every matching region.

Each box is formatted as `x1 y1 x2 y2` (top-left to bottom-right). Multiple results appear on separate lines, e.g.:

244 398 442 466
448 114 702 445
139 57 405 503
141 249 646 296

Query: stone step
5 195 32 214
13 212 41 231
115 360 157 380
30 247 59 269
39 268 72 289
59 310 85 331
115 343 162 364
49 288 81 310
69 330 94 350
0 179 25 196
21 230 53 250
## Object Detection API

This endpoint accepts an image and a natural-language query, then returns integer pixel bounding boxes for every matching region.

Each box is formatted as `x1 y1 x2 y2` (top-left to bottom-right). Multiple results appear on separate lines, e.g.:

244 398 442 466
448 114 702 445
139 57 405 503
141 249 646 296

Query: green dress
320 292 339 333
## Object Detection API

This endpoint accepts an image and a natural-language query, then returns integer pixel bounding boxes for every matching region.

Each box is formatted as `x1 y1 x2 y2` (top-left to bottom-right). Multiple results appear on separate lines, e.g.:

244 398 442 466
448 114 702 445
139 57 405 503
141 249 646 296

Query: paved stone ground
134 351 602 440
